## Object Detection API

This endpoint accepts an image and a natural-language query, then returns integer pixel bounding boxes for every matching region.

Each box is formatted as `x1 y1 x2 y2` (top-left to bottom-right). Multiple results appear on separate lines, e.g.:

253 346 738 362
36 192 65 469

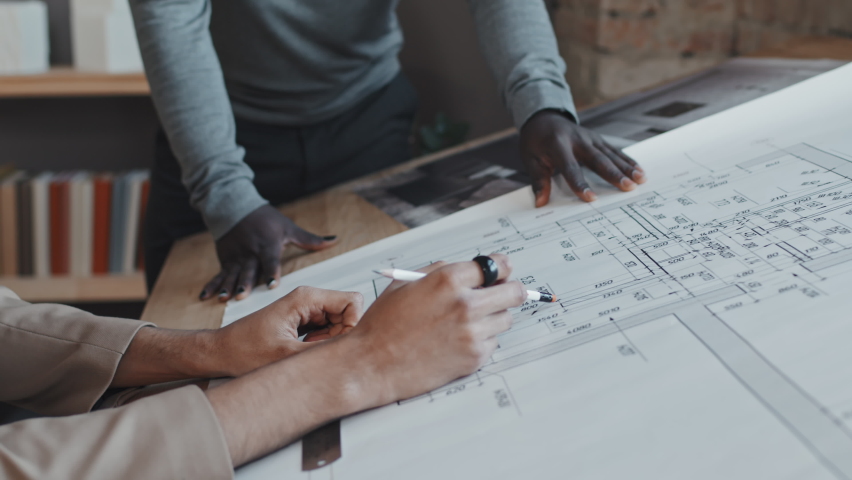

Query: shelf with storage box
0 67 149 98
0 0 153 305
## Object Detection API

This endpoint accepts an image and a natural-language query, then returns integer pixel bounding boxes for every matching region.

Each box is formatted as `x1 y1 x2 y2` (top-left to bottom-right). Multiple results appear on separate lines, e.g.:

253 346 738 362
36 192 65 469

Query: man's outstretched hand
520 110 646 206
200 204 338 302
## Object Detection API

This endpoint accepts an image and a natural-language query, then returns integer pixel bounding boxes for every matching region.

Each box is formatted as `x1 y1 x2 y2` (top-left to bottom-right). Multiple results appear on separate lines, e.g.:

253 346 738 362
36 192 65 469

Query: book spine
79 176 93 277
69 176 83 276
92 176 112 275
0 178 18 276
17 178 33 276
122 173 143 274
136 176 150 271
108 175 126 274
32 175 50 277
50 178 70 276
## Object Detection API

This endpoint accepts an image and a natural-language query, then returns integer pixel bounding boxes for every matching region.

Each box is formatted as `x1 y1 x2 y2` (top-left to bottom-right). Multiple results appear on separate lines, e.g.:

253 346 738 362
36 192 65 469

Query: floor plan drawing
227 64 852 480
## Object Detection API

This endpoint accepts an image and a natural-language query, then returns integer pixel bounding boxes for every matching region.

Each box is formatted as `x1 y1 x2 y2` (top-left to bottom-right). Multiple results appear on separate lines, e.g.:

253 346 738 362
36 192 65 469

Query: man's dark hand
200 204 338 302
520 110 646 206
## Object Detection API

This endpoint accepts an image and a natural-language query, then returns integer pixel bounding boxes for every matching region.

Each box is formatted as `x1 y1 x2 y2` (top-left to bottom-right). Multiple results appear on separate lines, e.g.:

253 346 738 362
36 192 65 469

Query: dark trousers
144 74 418 291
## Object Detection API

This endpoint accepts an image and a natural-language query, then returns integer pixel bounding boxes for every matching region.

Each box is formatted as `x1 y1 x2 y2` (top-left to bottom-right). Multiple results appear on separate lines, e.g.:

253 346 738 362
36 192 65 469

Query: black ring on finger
472 255 499 287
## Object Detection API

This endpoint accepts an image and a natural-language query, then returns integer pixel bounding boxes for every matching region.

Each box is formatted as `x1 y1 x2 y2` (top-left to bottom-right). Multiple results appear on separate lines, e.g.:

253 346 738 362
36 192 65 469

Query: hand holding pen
375 255 556 304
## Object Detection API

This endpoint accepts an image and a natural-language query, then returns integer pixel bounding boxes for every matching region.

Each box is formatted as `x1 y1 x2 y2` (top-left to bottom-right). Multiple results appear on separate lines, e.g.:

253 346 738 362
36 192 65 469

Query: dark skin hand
200 204 338 302
205 111 637 302
520 110 646 206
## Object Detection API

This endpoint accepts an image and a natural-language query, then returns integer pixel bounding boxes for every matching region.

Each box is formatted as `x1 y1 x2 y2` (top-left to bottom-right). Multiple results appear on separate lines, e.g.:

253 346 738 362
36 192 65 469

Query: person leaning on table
131 0 646 301
0 255 523 479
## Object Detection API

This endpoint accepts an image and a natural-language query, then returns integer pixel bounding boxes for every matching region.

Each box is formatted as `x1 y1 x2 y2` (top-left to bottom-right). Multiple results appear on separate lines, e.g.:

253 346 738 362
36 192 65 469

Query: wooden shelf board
0 273 146 303
0 67 150 98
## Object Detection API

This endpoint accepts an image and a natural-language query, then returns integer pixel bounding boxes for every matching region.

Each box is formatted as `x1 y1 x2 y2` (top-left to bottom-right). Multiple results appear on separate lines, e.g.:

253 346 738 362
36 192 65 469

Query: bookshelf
0 170 150 303
0 273 146 302
0 67 149 98
0 68 151 303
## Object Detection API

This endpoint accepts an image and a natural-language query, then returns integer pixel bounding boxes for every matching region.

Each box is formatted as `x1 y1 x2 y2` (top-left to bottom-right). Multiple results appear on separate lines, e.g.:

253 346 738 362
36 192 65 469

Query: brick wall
551 0 852 107
735 0 852 53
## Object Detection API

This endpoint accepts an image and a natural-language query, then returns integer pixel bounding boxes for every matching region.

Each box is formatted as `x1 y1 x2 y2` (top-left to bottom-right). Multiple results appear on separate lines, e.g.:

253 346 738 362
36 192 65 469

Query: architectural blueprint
226 64 852 479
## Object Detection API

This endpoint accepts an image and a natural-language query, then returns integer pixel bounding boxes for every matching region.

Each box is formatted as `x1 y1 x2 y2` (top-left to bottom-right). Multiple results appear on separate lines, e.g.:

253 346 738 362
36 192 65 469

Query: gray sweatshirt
130 0 577 239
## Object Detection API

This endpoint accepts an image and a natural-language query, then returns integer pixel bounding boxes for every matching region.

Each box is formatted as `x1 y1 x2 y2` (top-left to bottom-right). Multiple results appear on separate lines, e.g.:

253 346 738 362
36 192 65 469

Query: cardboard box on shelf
0 1 49 75
70 0 143 73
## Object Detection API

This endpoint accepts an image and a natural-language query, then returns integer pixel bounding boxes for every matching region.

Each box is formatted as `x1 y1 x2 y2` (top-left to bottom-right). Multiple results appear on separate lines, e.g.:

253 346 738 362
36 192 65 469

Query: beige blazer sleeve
0 287 234 479
0 287 150 415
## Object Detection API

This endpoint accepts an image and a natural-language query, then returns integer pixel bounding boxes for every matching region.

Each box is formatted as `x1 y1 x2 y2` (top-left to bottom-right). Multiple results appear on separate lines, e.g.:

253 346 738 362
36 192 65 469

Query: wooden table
141 129 514 329
141 36 852 329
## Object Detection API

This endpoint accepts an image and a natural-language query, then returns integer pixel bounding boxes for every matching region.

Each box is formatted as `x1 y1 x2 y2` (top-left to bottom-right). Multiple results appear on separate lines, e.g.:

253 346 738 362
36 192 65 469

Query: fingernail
236 286 246 295
267 278 278 289
322 235 337 241
632 169 646 183
619 178 637 191
198 289 208 300
583 188 598 202
218 289 228 299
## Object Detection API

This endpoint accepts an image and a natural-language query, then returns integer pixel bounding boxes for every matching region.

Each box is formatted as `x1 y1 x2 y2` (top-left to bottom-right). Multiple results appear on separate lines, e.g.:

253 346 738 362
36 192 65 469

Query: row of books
0 166 150 277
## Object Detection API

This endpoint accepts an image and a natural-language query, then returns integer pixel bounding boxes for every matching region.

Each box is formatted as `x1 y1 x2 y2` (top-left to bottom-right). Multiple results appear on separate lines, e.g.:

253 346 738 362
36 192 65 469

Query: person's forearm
205 337 380 467
203 256 523 467
111 327 228 387
130 0 267 239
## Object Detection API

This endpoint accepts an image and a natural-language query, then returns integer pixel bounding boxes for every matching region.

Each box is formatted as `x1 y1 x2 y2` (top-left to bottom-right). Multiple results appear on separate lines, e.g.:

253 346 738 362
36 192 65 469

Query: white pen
374 268 557 303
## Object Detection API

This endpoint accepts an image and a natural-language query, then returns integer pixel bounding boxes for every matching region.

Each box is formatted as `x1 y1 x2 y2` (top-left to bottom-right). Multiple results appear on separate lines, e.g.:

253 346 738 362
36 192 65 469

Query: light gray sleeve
466 0 579 128
130 0 268 239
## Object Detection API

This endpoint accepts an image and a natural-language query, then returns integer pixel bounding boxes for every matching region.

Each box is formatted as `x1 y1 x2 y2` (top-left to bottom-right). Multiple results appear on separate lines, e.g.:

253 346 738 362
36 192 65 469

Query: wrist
525 109 577 128
203 327 247 378
202 182 268 241
187 329 234 378
323 335 393 415
166 328 230 379
113 327 227 387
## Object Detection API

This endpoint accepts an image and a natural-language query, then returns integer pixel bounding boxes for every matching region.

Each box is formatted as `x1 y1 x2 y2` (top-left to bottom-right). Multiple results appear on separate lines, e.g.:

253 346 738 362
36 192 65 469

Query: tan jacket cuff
0 287 154 415
0 385 233 480
124 385 234 478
